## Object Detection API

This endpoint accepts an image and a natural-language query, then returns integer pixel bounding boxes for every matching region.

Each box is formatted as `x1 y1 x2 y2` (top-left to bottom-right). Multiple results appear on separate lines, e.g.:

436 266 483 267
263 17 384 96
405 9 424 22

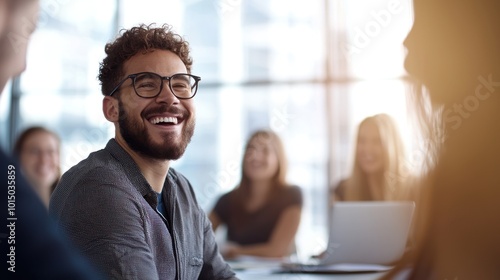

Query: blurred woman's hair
238 129 288 192
344 113 412 201
383 0 500 279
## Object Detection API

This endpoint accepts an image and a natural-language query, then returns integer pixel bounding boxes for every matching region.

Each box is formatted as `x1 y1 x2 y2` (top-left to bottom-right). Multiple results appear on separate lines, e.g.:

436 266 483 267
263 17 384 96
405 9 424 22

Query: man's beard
118 99 195 160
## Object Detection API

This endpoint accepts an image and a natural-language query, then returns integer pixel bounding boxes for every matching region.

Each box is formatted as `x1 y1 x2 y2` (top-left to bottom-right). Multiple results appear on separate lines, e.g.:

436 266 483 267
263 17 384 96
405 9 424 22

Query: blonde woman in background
209 129 303 259
14 126 61 208
333 113 414 202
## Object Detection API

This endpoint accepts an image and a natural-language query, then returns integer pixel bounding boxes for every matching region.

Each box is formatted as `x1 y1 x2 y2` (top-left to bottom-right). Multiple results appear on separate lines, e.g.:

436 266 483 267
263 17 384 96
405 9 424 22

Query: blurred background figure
0 0 38 89
0 0 102 278
383 0 500 279
14 126 61 208
209 129 302 259
332 113 414 202
0 0 8 36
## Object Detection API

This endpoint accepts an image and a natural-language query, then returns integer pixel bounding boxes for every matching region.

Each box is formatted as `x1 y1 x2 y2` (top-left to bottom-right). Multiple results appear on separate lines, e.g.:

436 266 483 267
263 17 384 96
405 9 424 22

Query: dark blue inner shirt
156 192 167 217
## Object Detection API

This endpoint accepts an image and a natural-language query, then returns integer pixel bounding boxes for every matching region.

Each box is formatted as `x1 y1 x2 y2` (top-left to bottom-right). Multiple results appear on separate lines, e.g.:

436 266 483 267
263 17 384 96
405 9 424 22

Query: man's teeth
151 117 178 125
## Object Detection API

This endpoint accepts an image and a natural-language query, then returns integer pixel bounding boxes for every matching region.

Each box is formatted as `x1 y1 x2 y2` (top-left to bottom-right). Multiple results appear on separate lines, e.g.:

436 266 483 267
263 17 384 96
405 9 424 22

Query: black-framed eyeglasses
108 72 201 99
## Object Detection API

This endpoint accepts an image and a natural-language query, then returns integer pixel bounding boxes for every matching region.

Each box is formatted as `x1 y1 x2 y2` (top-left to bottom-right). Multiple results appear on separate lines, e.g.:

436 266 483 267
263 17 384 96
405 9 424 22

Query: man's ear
103 96 119 122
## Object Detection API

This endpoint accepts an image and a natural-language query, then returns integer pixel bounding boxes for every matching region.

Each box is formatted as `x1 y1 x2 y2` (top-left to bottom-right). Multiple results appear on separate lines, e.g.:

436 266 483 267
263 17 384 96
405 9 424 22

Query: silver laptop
320 201 415 265
281 201 415 273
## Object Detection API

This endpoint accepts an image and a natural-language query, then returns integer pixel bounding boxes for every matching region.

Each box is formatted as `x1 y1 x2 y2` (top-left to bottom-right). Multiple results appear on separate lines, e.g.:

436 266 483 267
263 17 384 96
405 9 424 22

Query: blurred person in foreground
209 129 302 260
0 0 101 278
49 23 237 279
382 0 500 279
0 0 37 89
14 126 61 208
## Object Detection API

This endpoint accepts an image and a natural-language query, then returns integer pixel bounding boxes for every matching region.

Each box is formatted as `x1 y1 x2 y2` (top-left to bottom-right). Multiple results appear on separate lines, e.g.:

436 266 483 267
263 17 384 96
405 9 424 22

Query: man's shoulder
63 148 122 179
52 148 133 209
50 150 143 219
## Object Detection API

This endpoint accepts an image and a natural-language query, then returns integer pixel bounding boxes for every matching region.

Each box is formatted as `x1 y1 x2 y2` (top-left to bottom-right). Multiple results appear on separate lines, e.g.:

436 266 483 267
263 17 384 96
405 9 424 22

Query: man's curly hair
98 23 193 96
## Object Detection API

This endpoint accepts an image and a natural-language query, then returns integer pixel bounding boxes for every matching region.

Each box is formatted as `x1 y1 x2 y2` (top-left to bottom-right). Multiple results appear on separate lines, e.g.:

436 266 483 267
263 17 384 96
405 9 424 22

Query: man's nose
155 80 180 105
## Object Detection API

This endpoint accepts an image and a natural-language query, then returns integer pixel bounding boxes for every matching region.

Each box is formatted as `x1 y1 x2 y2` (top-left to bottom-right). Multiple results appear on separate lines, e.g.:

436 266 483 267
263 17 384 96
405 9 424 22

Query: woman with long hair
209 129 302 259
333 113 413 202
383 0 500 279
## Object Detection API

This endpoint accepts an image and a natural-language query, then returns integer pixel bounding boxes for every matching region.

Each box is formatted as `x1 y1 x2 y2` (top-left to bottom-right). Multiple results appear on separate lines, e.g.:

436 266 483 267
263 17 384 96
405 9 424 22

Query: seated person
333 114 415 202
14 126 61 208
321 114 416 261
209 129 302 259
49 24 236 279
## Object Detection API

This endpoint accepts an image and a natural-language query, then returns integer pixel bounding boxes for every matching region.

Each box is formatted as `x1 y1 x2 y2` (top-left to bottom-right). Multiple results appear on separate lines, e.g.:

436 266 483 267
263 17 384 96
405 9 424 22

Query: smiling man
49 24 237 280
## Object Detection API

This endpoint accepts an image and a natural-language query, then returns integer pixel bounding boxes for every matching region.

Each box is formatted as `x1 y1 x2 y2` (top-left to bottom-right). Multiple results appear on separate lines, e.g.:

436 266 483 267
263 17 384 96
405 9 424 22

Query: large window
4 0 414 260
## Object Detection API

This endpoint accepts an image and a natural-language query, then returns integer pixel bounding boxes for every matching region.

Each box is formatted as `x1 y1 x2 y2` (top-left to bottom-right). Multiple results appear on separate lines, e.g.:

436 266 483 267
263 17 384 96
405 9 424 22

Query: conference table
228 258 389 280
236 270 387 280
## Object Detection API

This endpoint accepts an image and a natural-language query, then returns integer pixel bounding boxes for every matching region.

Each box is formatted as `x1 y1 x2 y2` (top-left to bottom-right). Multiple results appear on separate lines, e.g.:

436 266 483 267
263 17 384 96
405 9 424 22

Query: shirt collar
104 139 178 207
105 139 156 205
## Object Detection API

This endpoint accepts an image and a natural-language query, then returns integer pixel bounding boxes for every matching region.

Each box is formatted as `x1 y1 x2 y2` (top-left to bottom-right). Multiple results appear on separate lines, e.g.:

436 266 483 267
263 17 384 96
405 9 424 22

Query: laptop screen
320 201 415 265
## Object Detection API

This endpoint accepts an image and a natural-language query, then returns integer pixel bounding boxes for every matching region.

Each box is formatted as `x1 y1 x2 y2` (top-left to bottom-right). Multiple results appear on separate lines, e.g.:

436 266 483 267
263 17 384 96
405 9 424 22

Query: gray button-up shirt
49 139 237 280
